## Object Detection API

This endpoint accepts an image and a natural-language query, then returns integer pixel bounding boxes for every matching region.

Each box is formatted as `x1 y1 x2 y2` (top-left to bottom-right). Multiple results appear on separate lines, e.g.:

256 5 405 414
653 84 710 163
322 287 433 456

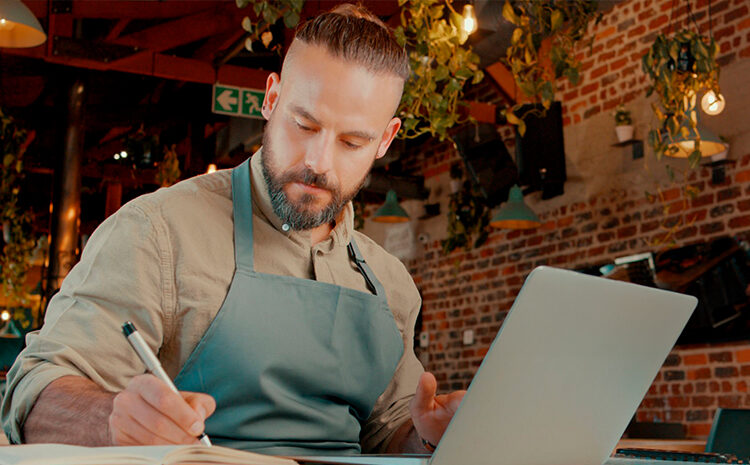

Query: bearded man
1 3 464 455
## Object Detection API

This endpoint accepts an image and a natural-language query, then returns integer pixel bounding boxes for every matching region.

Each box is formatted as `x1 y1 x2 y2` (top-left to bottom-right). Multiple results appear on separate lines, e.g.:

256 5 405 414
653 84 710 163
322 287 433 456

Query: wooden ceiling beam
69 1 223 19
111 4 241 54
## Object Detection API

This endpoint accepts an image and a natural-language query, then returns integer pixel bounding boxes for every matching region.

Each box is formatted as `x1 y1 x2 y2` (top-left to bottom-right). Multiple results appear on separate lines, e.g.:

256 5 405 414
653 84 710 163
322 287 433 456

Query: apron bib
174 159 404 455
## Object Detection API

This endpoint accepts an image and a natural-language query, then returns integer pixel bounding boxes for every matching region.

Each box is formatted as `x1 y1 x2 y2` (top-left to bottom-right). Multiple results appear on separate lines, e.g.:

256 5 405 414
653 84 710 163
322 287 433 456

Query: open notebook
297 266 697 465
0 444 297 465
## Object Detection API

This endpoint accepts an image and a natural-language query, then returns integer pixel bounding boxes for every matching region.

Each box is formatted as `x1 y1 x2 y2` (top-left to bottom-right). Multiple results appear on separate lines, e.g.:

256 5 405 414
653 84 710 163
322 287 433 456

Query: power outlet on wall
463 329 474 346
419 332 429 348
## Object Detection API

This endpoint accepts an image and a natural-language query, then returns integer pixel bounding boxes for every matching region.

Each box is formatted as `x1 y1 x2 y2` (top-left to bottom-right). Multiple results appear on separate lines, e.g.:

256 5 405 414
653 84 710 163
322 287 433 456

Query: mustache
278 167 336 191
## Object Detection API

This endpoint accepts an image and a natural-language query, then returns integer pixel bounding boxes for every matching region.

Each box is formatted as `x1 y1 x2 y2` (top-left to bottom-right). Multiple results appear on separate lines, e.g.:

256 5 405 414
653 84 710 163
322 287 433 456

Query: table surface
614 439 707 454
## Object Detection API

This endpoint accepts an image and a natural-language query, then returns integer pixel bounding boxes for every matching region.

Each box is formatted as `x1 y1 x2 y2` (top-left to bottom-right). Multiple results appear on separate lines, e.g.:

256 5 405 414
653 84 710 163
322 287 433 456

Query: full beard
260 128 370 231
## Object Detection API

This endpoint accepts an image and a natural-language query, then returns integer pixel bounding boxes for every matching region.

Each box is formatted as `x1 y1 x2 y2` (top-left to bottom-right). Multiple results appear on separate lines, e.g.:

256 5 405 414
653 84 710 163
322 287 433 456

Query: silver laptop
297 266 697 465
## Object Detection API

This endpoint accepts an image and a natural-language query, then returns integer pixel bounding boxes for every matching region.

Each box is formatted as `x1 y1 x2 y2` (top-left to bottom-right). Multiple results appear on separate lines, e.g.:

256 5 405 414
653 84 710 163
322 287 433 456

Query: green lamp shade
490 185 541 229
665 112 728 158
372 189 410 223
0 0 46 48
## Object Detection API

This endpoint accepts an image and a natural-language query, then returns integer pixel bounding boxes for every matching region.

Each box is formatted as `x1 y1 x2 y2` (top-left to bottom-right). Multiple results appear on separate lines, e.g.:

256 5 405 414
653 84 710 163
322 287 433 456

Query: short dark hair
294 3 410 81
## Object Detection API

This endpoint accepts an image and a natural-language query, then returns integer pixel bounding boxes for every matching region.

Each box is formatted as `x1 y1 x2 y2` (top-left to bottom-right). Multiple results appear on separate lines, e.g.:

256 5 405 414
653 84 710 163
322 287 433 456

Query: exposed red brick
610 57 629 71
715 25 736 41
738 17 750 30
729 215 750 229
740 45 750 58
725 6 748 24
649 14 669 30
596 26 617 40
687 424 712 437
590 65 608 79
684 353 708 365
628 24 647 38
737 348 750 363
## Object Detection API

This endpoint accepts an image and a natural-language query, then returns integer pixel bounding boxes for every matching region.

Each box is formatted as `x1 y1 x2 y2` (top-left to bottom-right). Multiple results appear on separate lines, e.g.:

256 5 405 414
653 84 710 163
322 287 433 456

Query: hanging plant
501 0 601 135
441 178 490 255
394 0 484 140
155 144 181 187
642 29 720 168
0 108 37 307
237 0 304 53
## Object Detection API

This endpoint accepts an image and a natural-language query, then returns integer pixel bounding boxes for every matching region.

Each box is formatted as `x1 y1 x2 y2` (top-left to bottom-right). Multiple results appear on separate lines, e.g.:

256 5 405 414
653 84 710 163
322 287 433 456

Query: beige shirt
1 151 424 451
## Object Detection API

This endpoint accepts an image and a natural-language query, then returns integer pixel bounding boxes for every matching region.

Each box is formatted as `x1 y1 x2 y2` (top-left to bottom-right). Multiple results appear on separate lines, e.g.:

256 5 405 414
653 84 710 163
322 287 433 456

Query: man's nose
304 133 335 174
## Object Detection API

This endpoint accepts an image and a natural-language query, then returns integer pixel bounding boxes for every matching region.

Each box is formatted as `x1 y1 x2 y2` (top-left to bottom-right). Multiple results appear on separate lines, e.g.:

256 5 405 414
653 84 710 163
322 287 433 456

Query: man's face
260 41 403 230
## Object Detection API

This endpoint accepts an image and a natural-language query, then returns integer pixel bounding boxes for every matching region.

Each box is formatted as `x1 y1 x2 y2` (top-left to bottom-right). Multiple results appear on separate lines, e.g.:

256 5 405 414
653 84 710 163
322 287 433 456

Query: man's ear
262 72 281 120
375 117 402 160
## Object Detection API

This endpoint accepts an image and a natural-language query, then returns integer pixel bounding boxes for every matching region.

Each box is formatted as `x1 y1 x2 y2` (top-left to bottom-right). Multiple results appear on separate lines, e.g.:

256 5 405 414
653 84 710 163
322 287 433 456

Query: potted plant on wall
613 105 634 142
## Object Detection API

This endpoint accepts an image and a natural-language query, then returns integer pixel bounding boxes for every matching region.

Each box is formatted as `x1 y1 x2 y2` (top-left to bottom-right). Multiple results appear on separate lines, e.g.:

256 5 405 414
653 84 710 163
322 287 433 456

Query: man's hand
108 374 216 446
409 372 466 446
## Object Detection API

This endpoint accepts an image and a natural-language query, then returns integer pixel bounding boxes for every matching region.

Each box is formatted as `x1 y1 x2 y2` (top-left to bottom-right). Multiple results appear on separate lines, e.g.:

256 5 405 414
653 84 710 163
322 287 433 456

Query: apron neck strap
231 158 255 272
232 157 386 297
347 240 386 297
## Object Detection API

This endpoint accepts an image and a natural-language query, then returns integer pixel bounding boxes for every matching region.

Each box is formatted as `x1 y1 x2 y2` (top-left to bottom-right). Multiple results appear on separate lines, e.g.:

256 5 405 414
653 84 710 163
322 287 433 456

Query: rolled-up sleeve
1 201 174 444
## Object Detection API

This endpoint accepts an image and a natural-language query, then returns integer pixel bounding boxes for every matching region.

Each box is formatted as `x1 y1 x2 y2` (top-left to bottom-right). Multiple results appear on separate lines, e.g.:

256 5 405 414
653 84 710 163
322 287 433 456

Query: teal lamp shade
0 0 46 48
372 189 410 223
490 185 541 229
665 112 728 158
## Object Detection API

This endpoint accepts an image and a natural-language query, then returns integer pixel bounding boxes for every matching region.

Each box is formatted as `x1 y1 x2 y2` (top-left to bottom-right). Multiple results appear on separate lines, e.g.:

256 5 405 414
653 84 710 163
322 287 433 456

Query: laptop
296 266 697 465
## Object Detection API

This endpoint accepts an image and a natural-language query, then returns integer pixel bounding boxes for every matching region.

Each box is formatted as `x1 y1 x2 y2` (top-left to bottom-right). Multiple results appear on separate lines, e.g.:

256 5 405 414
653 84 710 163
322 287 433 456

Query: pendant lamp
490 185 541 229
372 189 410 223
0 0 46 48
665 112 728 159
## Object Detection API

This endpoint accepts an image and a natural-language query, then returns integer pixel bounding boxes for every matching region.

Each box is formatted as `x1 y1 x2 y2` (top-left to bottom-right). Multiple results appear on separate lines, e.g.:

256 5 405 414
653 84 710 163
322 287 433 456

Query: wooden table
614 439 707 454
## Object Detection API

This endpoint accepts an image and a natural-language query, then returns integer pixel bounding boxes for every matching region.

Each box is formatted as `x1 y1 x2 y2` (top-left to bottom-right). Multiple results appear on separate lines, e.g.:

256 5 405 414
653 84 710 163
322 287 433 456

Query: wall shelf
612 139 644 160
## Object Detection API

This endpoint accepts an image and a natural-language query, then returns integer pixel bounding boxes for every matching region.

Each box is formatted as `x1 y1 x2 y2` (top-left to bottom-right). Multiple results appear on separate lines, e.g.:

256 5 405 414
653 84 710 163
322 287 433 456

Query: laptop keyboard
616 448 748 463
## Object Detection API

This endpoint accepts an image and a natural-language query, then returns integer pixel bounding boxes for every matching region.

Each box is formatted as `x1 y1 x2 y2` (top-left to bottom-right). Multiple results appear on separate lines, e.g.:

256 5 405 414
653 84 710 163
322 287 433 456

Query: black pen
122 321 212 446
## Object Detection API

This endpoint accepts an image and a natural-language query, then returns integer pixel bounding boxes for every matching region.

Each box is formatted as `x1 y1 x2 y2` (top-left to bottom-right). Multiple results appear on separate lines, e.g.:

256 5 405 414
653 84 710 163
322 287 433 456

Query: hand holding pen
108 321 215 447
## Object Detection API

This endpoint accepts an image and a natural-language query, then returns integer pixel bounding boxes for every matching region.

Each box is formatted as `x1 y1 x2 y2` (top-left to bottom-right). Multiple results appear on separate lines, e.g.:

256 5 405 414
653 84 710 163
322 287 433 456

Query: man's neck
310 222 334 246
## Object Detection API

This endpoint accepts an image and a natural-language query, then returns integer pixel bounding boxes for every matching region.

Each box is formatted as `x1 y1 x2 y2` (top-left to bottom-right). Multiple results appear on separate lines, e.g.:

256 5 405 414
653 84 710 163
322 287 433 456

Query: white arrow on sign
217 90 238 111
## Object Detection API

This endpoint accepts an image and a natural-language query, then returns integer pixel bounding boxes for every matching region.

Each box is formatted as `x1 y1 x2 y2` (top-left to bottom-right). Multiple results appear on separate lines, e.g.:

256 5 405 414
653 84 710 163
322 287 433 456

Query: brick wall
364 0 750 439
562 0 750 126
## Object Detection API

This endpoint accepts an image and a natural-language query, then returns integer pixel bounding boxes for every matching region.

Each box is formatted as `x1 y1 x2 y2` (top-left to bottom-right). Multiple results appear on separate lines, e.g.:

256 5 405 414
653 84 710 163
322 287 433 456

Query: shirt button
281 223 290 232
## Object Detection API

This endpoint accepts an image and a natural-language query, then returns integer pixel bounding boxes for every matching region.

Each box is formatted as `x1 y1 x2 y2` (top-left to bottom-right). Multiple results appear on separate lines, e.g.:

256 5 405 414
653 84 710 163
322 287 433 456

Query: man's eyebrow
291 105 376 142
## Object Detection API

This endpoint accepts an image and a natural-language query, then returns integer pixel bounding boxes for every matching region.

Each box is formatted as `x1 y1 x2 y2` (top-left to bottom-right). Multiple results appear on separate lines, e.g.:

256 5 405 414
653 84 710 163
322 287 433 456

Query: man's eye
296 121 313 132
342 140 362 150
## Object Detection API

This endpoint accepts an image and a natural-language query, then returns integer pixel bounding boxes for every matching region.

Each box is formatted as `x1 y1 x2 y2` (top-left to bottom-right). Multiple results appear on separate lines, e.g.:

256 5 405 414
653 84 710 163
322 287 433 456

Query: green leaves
238 0 303 53
397 0 484 140
643 29 720 163
502 0 600 134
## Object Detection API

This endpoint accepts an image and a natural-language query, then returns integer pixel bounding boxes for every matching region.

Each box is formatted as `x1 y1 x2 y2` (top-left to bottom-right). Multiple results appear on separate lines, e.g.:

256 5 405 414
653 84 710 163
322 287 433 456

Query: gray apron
174 159 404 455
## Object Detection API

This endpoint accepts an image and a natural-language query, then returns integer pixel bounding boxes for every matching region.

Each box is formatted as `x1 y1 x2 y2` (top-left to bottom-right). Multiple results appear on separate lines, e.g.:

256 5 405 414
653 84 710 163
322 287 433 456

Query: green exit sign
212 84 264 119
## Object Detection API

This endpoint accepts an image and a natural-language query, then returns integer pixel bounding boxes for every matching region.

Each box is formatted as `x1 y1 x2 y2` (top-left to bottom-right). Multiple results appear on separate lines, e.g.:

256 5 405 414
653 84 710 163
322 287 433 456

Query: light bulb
0 18 16 32
462 4 477 35
120 151 128 158
701 90 725 115
1 311 10 322
114 153 120 160
206 164 217 174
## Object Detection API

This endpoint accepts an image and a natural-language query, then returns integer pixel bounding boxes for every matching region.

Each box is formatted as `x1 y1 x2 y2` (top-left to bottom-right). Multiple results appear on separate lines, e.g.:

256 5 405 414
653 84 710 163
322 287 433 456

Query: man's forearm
23 375 115 446
386 419 426 453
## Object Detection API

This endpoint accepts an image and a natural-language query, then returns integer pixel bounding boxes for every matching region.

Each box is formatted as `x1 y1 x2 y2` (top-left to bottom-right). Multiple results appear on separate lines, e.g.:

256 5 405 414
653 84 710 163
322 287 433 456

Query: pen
122 321 212 447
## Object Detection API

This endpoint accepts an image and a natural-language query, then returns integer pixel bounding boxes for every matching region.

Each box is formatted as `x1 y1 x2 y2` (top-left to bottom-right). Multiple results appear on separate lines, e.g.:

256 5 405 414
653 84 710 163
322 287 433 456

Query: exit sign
212 84 264 119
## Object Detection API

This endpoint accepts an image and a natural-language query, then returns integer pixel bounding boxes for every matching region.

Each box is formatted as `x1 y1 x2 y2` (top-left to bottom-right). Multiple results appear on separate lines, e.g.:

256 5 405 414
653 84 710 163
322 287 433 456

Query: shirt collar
249 149 353 249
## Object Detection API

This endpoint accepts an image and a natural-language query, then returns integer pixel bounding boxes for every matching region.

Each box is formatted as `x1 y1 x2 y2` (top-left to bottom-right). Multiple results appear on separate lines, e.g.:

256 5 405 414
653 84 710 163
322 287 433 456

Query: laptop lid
295 266 696 465
430 266 696 465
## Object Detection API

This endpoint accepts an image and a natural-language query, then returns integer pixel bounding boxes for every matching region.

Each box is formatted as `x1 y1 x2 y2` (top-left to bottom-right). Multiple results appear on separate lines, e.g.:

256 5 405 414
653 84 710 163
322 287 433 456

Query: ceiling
0 0 619 229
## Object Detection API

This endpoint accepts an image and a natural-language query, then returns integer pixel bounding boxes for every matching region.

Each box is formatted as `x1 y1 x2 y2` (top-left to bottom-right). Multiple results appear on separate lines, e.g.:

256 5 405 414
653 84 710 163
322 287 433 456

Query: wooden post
46 79 85 300
105 181 122 219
